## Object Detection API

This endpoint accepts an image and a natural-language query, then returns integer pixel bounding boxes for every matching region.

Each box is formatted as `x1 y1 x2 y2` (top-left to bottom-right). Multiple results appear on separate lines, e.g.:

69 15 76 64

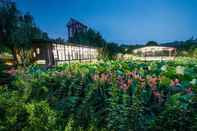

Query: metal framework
32 40 99 65
67 18 88 40
52 43 98 65
133 46 176 61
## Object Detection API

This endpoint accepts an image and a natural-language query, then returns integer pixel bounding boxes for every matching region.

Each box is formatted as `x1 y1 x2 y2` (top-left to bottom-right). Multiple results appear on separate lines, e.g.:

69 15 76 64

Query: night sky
15 0 197 44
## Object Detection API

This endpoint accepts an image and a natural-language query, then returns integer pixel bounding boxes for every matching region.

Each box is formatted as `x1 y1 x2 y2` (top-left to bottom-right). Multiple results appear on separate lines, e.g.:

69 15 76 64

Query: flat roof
133 46 176 53
32 39 98 49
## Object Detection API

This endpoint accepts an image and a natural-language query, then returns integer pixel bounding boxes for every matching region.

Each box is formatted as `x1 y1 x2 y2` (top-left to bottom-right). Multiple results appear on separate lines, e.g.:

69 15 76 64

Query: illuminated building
133 46 176 61
32 40 98 66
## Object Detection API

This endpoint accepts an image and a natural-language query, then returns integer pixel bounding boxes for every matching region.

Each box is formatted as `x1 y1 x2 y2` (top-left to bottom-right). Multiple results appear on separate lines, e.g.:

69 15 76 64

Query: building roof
133 46 176 53
67 18 88 28
32 39 98 49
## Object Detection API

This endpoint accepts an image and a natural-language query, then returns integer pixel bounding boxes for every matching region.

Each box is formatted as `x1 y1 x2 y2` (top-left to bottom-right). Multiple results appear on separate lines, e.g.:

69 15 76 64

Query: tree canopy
146 41 159 46
68 28 125 59
0 0 49 65
68 28 106 47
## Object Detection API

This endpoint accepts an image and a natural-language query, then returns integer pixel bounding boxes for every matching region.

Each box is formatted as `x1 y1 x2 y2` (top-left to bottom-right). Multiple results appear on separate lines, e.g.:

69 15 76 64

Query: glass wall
52 43 98 63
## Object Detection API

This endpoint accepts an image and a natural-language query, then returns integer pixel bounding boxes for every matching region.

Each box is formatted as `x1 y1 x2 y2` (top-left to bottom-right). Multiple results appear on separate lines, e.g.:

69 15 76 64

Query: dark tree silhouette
0 1 49 65
146 41 159 46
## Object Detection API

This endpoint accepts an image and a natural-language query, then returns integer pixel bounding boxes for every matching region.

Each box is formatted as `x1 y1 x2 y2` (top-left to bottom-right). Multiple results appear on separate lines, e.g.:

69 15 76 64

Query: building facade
133 46 176 61
32 40 98 66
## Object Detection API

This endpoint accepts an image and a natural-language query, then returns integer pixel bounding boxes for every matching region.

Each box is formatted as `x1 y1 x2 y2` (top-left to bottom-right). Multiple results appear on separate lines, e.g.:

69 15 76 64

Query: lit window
36 48 40 54
33 52 36 57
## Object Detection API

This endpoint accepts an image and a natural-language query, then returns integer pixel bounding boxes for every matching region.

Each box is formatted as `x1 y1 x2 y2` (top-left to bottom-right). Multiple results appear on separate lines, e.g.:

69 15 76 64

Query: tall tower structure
67 18 88 40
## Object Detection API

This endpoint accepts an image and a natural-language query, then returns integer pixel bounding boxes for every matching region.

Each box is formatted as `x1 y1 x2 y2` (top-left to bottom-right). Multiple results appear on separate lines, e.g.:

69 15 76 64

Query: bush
0 60 197 130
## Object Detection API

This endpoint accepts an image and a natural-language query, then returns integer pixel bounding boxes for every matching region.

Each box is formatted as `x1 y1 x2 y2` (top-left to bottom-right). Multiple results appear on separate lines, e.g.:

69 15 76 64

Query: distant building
67 18 88 40
32 40 98 66
133 46 176 61
30 19 96 66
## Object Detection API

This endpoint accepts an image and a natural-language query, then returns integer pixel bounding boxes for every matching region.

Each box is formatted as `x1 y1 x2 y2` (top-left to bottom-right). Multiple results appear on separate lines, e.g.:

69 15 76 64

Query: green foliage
69 28 105 47
146 41 159 46
193 48 197 58
0 60 9 84
149 106 196 131
68 28 123 60
24 101 57 131
105 42 122 60
162 38 197 57
0 1 49 66
0 60 197 130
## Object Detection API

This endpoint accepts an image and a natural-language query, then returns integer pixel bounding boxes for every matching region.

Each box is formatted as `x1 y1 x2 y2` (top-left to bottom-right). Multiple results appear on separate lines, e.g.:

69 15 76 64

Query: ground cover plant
0 59 197 131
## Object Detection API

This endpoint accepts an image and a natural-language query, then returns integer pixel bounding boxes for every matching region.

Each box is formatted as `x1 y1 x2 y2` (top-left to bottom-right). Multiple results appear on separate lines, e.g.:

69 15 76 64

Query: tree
193 48 197 58
146 41 159 46
105 43 121 60
0 59 11 84
68 28 105 47
0 1 49 66
54 37 65 44
0 1 20 65
69 28 125 59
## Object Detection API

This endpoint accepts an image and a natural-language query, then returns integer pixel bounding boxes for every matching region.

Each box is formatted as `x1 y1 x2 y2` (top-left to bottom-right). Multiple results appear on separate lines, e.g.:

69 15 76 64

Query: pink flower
127 79 132 86
92 74 99 81
170 80 175 87
153 91 160 97
120 83 129 91
127 72 134 78
148 77 158 89
174 79 180 85
6 67 16 76
170 79 180 87
186 87 192 94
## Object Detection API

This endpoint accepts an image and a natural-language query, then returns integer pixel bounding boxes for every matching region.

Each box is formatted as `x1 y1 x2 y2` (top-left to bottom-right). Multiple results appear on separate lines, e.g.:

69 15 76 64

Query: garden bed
0 60 197 130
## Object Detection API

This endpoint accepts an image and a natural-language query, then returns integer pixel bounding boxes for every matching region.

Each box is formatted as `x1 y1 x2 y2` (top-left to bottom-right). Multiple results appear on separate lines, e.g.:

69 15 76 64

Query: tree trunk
11 47 18 67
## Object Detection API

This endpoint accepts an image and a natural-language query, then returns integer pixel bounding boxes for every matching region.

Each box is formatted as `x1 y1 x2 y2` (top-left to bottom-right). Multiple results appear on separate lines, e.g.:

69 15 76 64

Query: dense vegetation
0 0 49 66
1 2 197 130
162 38 197 57
1 59 197 130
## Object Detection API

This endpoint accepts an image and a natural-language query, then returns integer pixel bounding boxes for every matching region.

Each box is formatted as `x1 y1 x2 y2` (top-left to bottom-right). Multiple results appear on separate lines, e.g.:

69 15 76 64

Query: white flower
146 75 151 79
190 79 197 85
176 66 185 75
148 66 151 70
161 65 167 71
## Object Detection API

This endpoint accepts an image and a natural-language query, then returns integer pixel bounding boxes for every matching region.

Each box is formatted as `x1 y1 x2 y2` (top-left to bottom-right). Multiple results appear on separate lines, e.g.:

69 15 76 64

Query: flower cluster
147 76 162 101
176 66 185 75
127 71 145 82
170 79 180 87
147 76 159 89
6 67 17 76
116 75 132 91
92 73 112 83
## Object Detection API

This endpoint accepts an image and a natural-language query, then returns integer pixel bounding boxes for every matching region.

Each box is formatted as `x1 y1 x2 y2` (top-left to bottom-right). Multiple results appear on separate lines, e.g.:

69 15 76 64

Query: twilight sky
15 0 197 44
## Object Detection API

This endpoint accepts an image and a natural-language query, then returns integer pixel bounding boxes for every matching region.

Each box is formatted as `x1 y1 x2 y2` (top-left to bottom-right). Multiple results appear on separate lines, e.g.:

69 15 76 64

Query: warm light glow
133 46 176 61
36 48 40 54
33 52 36 57
36 60 46 64
52 43 98 63
133 46 175 53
